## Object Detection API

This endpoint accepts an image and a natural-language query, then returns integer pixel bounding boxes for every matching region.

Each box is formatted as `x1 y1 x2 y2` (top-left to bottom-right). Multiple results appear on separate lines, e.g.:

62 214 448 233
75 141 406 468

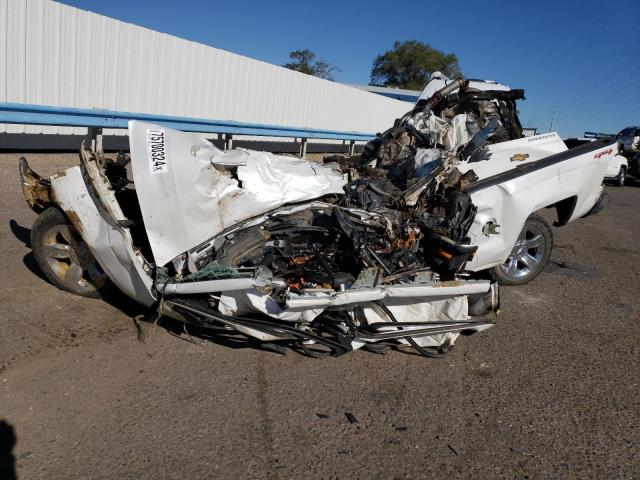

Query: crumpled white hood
129 121 345 267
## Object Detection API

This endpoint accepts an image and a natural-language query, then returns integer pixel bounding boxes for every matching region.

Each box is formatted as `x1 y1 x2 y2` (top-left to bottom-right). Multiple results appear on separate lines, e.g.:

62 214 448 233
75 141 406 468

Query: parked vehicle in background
625 153 640 178
617 126 640 154
604 154 628 186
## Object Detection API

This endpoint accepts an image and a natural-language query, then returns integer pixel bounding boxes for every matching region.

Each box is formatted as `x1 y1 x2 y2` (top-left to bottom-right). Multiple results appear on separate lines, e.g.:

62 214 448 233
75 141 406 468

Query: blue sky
59 0 639 137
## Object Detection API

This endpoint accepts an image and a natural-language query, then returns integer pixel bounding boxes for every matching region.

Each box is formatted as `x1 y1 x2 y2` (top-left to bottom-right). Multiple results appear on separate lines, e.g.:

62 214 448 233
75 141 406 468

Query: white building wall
0 0 411 138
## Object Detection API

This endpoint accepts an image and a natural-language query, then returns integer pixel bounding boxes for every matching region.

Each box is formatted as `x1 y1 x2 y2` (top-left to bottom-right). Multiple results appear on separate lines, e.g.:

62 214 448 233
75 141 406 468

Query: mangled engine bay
108 78 519 357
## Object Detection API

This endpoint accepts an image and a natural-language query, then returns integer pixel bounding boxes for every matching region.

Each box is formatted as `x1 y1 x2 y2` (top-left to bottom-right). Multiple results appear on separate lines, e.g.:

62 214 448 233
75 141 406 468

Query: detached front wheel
491 214 553 286
31 207 109 298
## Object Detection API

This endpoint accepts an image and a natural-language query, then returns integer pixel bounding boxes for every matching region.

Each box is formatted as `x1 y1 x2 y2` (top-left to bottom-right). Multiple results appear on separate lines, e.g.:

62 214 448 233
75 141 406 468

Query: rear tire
31 207 111 298
491 213 553 286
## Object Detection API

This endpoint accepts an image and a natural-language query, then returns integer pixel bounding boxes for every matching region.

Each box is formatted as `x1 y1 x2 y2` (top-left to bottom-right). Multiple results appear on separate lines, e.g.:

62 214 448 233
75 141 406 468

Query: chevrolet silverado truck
17 76 612 357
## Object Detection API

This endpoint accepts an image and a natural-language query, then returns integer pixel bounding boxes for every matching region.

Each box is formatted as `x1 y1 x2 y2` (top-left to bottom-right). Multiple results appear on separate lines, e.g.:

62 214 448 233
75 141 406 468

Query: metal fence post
300 138 308 158
87 127 103 152
348 140 356 156
224 134 233 150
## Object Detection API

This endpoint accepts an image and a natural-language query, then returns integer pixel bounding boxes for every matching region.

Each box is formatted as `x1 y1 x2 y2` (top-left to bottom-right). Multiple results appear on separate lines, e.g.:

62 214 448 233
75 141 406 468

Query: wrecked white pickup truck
18 76 614 357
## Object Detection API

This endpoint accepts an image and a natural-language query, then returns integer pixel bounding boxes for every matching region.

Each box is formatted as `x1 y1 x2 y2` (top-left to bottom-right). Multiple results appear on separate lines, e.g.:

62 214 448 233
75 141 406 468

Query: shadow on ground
9 219 30 246
623 176 640 188
11 219 53 285
0 420 17 480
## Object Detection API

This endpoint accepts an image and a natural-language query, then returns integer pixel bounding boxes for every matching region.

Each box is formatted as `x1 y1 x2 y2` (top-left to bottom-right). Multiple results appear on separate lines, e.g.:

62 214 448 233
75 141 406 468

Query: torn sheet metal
360 296 470 348
50 165 156 306
129 120 344 266
218 289 325 323
236 150 344 204
218 288 483 349
217 280 490 321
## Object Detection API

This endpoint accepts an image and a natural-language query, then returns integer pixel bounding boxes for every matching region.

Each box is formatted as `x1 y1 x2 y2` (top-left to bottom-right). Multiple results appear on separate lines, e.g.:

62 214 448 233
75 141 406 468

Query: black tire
616 166 626 187
31 207 111 298
490 213 553 286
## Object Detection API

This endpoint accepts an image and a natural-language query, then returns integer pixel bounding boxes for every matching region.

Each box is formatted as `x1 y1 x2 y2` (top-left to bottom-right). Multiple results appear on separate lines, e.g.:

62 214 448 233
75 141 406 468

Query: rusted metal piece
63 209 86 237
19 157 51 213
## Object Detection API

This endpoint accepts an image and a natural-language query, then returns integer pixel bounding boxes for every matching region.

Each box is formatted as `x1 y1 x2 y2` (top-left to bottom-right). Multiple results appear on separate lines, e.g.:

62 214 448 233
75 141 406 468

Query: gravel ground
0 152 638 479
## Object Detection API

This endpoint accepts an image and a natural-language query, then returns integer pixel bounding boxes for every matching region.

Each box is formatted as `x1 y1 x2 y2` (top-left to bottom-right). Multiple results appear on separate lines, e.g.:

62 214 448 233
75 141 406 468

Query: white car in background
604 154 628 186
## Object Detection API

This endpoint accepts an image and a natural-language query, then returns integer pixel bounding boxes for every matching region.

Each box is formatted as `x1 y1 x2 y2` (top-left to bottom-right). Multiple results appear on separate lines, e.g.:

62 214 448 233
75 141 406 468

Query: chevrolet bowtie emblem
510 153 530 162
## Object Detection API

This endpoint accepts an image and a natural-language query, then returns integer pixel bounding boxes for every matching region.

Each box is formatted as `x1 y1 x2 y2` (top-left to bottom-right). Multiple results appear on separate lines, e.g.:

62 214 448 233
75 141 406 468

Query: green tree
283 49 340 80
370 40 461 90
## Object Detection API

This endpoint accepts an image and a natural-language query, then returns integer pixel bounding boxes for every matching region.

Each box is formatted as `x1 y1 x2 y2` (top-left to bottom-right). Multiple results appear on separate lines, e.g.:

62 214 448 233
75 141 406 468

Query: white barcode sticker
147 128 168 174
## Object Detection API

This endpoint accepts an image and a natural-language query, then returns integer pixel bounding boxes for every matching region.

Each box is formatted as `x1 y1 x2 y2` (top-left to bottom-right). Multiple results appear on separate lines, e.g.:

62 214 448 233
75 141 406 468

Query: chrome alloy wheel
500 225 546 280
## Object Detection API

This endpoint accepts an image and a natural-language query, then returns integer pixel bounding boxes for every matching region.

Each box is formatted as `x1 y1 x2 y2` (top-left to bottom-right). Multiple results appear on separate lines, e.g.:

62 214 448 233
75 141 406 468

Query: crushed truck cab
19 75 612 357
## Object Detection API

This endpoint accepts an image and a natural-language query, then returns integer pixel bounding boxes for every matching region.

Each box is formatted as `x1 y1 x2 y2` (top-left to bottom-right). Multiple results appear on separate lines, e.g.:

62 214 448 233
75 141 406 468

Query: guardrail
0 102 376 155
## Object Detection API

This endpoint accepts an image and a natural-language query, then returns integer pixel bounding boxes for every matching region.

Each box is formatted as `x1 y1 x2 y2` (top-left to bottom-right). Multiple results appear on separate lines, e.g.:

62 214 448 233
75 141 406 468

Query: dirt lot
1 152 639 479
